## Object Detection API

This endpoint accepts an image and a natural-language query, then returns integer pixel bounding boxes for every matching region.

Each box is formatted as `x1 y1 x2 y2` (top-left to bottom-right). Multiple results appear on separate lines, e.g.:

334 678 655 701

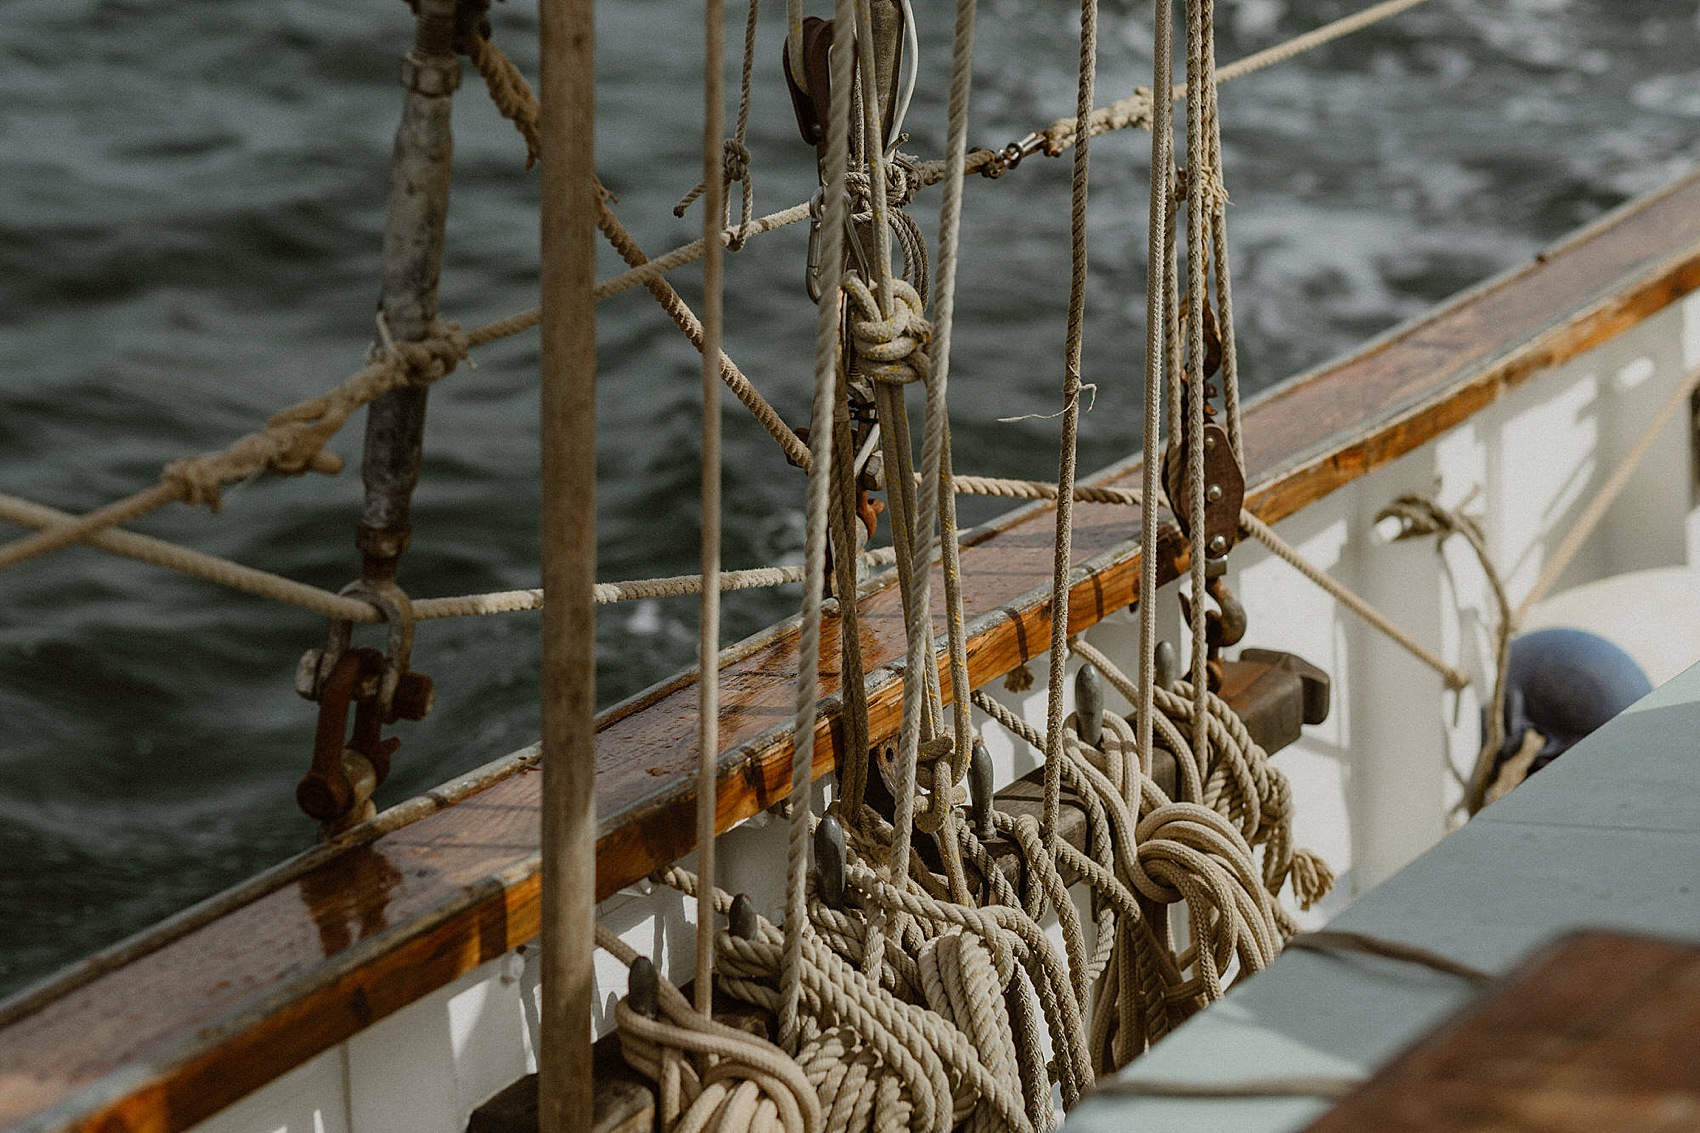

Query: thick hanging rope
1136 0 1176 792
1040 0 1100 866
465 32 542 167
781 0 860 1052
598 922 824 1133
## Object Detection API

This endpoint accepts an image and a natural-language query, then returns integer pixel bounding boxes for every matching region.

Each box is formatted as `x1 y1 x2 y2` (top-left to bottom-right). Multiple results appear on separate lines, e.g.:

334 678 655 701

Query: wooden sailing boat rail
2 170 1698 1133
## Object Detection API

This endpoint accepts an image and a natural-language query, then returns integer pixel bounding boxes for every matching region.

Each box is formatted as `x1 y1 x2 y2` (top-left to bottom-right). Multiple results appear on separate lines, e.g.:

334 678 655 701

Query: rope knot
722 138 751 183
371 318 472 388
913 736 963 834
843 276 931 386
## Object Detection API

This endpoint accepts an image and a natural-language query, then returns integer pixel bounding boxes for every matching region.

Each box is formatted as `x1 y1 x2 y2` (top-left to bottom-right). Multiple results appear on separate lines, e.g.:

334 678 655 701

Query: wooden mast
538 0 598 1121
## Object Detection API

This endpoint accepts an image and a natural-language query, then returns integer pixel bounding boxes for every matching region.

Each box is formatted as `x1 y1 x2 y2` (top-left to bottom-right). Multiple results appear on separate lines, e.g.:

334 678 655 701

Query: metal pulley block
1163 421 1246 576
1161 293 1245 576
781 16 836 150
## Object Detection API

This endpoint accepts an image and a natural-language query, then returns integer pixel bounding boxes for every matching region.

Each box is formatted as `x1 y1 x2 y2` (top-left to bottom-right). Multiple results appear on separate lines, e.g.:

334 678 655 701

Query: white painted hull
183 290 1700 1133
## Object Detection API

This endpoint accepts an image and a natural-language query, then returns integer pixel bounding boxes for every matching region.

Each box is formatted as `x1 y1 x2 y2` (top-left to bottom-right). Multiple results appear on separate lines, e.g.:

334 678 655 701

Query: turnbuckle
294 580 434 835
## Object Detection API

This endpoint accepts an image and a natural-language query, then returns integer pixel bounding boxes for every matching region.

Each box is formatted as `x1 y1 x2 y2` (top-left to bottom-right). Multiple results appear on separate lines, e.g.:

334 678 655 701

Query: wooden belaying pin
968 738 995 841
814 814 847 909
1076 663 1104 747
729 893 758 940
1154 640 1179 692
628 955 660 1020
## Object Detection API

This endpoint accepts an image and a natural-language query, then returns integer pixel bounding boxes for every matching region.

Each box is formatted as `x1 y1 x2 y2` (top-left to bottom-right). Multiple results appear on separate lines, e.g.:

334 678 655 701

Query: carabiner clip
992 131 1046 177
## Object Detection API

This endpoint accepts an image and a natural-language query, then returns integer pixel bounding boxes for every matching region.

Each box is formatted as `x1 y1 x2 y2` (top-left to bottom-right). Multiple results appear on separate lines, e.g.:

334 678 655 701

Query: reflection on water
0 0 1695 993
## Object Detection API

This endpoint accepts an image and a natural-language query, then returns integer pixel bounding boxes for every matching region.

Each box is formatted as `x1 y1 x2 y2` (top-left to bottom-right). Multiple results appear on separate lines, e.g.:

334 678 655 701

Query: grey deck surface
1068 660 1700 1132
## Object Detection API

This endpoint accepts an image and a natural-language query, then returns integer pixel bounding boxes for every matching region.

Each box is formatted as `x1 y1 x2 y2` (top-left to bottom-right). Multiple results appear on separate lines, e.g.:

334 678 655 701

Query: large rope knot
159 319 469 512
843 276 931 386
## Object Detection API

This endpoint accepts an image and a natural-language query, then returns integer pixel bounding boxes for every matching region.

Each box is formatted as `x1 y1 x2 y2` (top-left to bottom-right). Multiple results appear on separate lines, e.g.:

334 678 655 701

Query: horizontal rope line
0 491 898 621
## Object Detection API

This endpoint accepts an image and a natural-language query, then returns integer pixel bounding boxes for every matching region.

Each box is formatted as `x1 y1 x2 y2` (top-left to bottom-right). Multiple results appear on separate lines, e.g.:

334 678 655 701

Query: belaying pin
627 956 660 1020
1075 663 1104 748
968 738 995 841
729 892 758 940
1154 640 1179 692
814 814 847 909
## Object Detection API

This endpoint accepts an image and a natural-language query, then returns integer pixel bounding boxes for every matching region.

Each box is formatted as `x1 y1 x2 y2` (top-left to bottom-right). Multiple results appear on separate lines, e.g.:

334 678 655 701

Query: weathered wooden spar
537 0 600 1122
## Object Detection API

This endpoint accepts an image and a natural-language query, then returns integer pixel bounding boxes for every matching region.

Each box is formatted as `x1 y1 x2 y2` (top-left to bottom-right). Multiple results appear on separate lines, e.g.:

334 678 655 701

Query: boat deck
1071 655 1700 1131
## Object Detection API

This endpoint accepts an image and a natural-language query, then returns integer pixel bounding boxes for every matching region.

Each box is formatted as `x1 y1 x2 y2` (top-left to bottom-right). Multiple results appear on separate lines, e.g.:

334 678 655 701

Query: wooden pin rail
2 171 1699 1133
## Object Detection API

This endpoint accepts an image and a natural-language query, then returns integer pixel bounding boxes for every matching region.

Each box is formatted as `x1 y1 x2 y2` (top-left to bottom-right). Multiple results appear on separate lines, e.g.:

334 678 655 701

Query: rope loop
842 275 931 385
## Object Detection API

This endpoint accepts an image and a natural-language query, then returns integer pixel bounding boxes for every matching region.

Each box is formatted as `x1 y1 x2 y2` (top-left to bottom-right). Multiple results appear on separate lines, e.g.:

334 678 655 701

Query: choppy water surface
0 0 1695 994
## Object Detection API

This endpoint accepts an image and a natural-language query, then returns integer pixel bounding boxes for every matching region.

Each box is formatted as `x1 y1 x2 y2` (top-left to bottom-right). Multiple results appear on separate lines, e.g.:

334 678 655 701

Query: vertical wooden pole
538 0 597 1123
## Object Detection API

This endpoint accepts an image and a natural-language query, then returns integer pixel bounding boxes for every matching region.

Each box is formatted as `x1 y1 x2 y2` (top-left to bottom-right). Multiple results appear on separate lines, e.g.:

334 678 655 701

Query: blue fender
1490 627 1652 776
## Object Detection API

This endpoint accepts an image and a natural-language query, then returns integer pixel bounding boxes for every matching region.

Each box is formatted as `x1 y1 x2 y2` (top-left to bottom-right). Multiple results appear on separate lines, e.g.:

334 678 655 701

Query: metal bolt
1208 534 1228 557
1204 433 1217 450
1206 483 1223 503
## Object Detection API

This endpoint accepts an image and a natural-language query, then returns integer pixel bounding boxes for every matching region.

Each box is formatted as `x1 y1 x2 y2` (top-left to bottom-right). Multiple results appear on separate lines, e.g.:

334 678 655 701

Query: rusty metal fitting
298 650 381 822
356 521 412 574
399 50 462 97
301 579 418 713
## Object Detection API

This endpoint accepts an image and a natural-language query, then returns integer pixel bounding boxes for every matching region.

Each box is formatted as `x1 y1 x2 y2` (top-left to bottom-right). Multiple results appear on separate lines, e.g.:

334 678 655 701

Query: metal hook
297 579 418 716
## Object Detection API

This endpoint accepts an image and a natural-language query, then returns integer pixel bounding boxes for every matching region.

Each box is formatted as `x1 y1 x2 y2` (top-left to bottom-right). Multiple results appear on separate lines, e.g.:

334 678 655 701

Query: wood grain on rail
3 171 1700 1133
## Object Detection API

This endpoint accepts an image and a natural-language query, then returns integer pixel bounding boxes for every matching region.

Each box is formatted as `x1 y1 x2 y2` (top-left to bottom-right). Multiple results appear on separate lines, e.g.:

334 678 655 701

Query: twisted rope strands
1139 0 1176 790
0 2 1435 581
1042 0 1099 858
1183 0 1213 768
694 0 730 1017
0 490 897 621
1033 0 1434 157
903 0 979 821
466 33 541 167
0 324 467 571
0 493 373 620
781 0 859 1050
730 0 761 243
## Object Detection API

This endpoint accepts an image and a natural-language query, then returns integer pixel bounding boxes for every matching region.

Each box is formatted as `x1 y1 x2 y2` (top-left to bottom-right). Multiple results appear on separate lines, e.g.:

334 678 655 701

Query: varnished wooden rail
3 171 1699 1133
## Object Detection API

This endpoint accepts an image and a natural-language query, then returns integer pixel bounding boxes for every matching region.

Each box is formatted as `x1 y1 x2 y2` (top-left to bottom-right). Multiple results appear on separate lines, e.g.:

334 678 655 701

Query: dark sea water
0 0 1695 996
